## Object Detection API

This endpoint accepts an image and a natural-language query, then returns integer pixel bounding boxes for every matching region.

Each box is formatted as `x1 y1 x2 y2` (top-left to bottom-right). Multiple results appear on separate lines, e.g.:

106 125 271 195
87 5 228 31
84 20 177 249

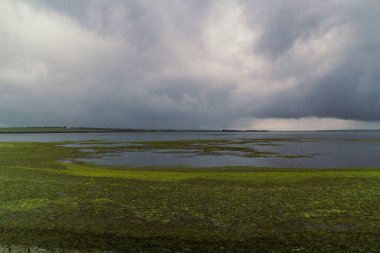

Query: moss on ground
0 141 379 252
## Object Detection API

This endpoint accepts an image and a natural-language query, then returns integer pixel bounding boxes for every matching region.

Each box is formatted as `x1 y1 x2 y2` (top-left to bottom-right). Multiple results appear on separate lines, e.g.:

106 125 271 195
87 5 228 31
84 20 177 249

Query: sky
1 0 380 130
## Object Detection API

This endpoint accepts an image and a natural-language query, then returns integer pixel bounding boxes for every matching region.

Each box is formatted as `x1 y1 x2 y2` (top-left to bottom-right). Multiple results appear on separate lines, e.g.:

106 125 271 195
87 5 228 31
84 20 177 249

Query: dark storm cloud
248 0 380 122
0 0 380 129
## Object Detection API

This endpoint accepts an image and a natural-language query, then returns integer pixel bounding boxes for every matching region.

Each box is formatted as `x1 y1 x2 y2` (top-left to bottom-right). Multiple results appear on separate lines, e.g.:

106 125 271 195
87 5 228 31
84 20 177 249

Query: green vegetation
101 139 274 158
78 138 316 159
0 141 379 252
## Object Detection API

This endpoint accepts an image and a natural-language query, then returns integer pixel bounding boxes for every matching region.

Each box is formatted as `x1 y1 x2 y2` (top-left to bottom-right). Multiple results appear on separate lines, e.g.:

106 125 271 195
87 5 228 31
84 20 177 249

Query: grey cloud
1 0 380 129
249 0 380 122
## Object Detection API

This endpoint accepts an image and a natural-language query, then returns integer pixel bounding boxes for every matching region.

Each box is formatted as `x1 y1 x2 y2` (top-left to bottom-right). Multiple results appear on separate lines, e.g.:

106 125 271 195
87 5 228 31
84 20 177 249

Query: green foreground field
0 142 379 252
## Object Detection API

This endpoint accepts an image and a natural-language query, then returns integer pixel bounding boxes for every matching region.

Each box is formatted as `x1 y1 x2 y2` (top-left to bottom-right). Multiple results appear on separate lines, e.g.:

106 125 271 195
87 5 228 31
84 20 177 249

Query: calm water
1 131 380 168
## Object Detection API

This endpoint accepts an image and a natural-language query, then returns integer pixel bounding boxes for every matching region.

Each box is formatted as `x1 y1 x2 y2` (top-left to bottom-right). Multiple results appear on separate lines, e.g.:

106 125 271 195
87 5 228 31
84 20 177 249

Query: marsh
0 131 380 252
2 131 380 168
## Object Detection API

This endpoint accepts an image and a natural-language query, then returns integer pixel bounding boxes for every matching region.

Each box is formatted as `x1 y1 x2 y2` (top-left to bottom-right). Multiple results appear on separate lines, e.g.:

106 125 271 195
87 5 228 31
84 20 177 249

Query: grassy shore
0 142 379 252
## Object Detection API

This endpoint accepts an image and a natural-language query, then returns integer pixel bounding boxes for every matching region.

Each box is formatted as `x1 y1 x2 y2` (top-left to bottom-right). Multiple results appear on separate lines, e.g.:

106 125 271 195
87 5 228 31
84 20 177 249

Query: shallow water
1 131 380 168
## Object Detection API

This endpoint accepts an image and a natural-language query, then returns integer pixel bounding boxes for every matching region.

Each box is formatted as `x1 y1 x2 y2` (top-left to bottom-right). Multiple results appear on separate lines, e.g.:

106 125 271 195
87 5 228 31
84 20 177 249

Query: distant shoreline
0 127 269 134
0 127 380 134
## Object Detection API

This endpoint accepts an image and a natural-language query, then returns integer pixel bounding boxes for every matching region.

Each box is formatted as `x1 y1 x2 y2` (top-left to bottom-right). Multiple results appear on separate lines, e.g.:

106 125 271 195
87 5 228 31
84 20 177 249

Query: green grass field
0 141 379 252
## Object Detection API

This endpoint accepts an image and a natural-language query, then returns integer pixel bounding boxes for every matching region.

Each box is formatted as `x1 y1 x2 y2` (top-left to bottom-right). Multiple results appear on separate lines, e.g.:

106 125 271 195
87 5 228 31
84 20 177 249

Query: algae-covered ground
0 141 379 252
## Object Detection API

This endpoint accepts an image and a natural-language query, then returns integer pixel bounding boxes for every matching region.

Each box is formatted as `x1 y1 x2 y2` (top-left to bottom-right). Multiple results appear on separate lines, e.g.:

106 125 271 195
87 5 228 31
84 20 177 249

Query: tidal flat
0 140 379 252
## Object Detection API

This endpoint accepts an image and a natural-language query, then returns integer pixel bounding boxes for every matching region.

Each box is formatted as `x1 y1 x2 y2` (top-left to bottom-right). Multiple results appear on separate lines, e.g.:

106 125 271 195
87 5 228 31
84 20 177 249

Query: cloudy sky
1 0 380 130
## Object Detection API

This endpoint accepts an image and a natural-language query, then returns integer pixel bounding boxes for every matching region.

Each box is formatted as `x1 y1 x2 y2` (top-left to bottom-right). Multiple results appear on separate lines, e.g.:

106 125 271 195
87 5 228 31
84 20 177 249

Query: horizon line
1 126 380 133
